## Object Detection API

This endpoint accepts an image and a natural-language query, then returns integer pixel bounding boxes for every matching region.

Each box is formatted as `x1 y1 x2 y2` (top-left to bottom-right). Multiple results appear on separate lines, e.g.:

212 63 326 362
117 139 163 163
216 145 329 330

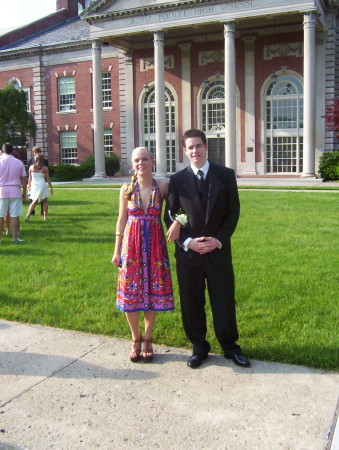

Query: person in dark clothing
165 129 250 369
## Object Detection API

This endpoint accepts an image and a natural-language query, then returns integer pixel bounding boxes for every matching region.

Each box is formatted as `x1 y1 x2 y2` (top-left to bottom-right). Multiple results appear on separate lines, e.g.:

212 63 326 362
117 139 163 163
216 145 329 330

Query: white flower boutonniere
174 210 188 228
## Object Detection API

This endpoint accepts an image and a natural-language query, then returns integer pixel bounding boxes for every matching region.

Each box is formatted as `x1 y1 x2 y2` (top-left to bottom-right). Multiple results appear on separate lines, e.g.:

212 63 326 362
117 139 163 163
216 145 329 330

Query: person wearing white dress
26 154 53 221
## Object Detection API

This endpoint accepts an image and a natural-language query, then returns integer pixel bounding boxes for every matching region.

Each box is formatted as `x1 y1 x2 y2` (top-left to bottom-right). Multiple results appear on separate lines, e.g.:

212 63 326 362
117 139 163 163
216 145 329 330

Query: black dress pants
176 255 241 357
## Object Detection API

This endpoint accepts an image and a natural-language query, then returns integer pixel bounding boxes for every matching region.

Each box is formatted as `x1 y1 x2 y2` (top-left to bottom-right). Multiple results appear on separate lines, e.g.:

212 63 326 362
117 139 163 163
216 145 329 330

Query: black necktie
197 169 204 194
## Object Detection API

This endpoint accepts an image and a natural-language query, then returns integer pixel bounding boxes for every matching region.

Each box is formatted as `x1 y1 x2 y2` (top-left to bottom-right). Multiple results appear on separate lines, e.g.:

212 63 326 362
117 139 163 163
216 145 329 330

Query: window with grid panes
58 76 76 111
60 131 77 164
142 86 176 173
104 129 113 155
102 72 112 108
265 75 303 173
201 80 226 166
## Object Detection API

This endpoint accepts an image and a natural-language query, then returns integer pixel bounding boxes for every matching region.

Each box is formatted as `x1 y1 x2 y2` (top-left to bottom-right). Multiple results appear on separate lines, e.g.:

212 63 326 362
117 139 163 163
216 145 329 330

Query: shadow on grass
0 292 36 307
43 200 93 206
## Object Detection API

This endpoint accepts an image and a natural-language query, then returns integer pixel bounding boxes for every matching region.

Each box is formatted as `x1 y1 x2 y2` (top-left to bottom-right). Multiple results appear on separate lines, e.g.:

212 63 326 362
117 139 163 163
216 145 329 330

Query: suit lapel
206 163 222 224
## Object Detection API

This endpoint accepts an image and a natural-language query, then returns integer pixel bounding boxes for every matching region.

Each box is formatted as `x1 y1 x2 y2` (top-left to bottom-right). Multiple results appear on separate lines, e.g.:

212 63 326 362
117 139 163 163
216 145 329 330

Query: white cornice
80 0 225 22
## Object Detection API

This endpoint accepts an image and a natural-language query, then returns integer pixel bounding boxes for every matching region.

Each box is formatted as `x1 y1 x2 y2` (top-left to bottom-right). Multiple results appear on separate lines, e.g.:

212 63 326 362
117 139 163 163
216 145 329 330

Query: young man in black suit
165 129 250 369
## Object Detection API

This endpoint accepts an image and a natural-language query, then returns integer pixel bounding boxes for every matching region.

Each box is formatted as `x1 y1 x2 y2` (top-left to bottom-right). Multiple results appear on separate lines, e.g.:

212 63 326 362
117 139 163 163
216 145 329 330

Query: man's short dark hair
2 143 13 154
182 129 207 147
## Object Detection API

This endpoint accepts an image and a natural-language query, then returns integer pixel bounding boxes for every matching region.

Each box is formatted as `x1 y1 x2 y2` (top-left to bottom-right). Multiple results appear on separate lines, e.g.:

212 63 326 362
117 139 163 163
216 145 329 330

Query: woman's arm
111 185 129 266
44 167 53 195
27 166 32 188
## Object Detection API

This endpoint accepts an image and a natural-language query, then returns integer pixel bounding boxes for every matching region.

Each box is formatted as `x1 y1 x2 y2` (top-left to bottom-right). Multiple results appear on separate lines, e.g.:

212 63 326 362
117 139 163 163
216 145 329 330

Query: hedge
50 153 120 182
319 151 339 181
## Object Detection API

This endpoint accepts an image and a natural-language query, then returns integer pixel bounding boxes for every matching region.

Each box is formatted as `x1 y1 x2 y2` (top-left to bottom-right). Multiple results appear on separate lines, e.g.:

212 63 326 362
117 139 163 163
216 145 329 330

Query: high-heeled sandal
142 338 153 363
130 336 142 363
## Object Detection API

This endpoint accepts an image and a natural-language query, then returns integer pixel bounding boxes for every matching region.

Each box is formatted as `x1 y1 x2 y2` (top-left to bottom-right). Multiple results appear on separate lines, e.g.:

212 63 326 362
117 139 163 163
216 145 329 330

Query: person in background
166 129 250 369
0 143 27 243
27 146 49 216
111 147 177 363
26 154 53 221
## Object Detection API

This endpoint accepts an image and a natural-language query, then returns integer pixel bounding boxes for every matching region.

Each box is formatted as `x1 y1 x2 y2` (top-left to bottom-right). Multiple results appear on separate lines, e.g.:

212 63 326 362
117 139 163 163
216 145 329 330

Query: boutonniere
174 209 189 228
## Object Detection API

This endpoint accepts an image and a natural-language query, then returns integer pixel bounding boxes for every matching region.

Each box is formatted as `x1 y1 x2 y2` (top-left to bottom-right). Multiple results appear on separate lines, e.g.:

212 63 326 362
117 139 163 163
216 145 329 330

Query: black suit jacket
165 161 240 267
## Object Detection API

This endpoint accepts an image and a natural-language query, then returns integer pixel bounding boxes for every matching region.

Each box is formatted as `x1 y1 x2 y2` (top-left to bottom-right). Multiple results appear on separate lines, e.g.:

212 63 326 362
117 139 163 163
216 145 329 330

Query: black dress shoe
187 354 208 369
225 353 251 368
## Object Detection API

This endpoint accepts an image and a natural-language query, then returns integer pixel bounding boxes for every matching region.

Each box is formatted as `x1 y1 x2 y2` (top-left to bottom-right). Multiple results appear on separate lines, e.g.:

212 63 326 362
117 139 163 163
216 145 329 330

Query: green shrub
51 153 120 182
319 151 339 181
105 153 120 176
53 164 82 181
48 165 55 178
79 153 120 178
79 155 95 178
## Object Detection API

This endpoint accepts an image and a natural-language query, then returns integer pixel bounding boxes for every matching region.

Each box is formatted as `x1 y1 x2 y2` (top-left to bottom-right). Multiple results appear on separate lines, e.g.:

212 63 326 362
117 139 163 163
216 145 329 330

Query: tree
322 98 339 139
0 82 37 147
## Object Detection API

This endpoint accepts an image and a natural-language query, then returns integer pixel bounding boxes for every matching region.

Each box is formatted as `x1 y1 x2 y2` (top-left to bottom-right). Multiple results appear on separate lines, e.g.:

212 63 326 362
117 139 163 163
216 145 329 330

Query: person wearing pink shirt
0 143 27 243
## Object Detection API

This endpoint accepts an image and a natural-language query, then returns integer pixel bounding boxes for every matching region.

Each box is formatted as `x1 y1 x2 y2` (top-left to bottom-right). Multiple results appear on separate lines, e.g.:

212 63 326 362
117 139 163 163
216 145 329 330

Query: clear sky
0 0 57 33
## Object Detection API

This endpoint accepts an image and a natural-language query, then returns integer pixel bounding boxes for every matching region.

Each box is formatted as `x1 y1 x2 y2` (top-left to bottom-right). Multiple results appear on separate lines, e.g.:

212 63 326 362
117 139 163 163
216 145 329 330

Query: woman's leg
125 311 141 340
143 310 156 340
27 200 38 217
42 199 48 220
142 310 156 362
125 311 142 362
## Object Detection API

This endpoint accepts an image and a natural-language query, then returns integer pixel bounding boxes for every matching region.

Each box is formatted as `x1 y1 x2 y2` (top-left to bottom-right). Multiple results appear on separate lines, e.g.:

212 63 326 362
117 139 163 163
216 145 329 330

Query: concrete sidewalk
0 319 338 449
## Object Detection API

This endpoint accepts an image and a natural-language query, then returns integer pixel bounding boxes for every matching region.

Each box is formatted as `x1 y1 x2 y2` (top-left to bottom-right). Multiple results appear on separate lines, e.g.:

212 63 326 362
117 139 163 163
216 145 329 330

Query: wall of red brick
44 57 120 165
0 67 34 100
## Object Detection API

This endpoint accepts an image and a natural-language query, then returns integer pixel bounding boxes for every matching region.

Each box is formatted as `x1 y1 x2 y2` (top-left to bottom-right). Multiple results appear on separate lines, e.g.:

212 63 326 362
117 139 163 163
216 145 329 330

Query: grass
0 190 337 370
52 184 339 191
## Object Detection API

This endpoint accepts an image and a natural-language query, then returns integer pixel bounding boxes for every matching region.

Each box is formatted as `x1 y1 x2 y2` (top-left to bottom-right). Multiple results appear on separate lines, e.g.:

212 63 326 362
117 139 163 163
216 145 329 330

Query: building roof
3 18 90 51
0 17 90 52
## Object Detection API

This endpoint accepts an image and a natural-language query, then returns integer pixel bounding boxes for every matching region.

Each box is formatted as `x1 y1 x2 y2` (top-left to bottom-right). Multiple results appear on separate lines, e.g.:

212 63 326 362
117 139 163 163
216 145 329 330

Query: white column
179 42 192 133
302 11 317 178
154 30 167 177
243 35 257 174
224 21 237 172
119 50 135 174
92 40 106 178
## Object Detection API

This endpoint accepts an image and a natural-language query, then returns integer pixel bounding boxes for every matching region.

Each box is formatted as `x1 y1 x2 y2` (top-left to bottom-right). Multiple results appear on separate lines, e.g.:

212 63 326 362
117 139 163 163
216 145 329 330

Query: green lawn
0 189 337 370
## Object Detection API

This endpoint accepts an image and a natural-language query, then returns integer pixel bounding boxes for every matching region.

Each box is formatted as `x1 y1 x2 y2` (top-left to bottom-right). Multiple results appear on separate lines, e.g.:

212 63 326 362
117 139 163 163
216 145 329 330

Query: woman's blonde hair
124 147 153 200
33 153 45 170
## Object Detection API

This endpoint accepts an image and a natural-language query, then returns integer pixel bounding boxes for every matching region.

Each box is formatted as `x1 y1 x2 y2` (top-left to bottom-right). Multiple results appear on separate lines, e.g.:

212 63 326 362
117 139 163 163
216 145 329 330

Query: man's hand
188 236 219 254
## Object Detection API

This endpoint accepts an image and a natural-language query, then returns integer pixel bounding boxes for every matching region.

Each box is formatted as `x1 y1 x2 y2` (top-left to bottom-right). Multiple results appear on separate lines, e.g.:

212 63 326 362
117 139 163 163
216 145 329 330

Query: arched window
201 80 225 166
142 85 177 173
9 77 31 112
265 75 303 173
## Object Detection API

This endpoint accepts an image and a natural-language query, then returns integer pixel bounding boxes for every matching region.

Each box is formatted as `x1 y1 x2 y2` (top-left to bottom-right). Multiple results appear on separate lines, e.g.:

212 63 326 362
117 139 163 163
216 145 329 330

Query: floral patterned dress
116 179 174 312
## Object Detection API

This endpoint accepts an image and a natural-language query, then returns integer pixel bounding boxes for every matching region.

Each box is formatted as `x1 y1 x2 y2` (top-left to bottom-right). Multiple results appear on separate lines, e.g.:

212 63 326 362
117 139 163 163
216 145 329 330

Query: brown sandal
130 336 142 363
142 338 153 363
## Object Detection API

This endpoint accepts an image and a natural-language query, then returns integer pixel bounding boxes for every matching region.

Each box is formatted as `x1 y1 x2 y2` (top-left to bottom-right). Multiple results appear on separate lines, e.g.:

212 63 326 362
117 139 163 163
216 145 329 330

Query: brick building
0 0 338 177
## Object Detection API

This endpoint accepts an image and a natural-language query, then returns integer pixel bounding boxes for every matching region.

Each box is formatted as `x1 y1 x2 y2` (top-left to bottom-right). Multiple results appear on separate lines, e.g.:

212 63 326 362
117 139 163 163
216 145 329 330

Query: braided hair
124 172 137 200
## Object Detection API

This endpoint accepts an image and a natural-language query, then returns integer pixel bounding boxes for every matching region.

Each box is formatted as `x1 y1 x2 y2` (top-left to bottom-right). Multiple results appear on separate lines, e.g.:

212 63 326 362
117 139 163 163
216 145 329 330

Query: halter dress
116 179 174 312
29 171 49 202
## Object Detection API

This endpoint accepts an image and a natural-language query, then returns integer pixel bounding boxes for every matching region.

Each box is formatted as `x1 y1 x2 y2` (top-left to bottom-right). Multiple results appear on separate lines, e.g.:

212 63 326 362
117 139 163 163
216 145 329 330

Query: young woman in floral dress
112 147 179 362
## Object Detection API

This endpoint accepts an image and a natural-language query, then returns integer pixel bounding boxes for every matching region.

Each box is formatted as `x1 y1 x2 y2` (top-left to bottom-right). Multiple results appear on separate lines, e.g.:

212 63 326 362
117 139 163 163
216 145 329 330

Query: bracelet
115 232 122 236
